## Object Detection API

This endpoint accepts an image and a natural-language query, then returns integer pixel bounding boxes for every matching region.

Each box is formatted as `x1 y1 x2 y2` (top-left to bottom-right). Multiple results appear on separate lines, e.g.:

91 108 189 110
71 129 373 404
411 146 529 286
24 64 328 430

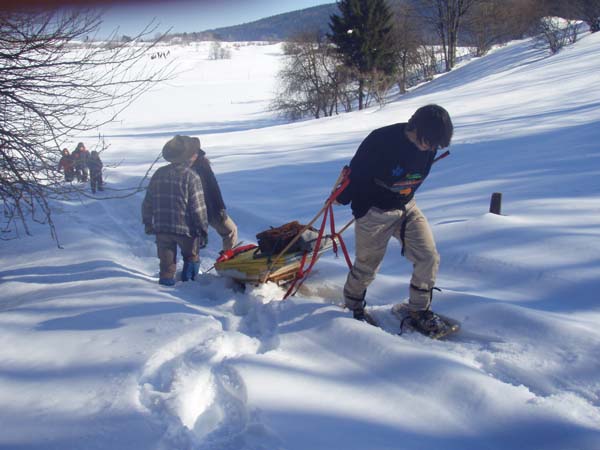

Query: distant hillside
196 0 434 42
204 3 339 42
172 0 547 44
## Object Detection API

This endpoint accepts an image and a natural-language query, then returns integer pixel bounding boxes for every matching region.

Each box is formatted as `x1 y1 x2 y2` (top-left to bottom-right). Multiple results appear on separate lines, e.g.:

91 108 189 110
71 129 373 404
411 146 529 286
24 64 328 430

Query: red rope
283 167 354 299
283 251 308 299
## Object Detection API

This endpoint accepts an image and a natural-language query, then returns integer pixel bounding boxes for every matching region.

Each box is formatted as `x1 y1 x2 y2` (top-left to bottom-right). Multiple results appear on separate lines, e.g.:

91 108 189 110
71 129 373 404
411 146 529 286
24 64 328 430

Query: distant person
58 148 75 182
72 142 90 182
191 140 238 252
142 135 208 286
88 150 104 193
337 104 454 336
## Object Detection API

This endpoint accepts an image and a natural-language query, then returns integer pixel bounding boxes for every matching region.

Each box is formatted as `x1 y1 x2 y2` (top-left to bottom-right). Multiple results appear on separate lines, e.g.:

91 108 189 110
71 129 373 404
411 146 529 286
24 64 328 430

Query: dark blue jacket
337 123 437 219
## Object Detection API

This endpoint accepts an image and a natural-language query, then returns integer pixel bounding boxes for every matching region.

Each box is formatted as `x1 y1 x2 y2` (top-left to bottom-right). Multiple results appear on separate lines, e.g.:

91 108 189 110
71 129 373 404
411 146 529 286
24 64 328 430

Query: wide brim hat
162 135 201 163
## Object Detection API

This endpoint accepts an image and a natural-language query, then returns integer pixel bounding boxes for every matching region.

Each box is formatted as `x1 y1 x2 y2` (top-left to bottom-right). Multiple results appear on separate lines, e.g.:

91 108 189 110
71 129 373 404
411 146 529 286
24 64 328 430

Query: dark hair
406 104 453 149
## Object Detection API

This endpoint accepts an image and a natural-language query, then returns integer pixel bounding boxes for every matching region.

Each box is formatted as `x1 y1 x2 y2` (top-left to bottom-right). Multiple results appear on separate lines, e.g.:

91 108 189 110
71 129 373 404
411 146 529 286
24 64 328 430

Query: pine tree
328 0 396 110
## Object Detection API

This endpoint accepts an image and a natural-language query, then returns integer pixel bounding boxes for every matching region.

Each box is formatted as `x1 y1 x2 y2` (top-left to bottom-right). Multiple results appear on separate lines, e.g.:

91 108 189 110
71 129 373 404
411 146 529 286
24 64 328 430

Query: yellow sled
216 168 353 288
214 241 333 285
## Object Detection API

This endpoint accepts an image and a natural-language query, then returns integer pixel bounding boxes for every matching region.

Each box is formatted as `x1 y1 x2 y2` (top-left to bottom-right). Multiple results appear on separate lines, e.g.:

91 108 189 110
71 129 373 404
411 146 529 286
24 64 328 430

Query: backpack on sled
256 221 326 256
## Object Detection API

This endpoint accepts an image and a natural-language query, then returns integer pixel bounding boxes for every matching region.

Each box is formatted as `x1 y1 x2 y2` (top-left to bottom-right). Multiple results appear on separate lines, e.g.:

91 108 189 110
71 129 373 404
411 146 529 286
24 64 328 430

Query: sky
95 0 334 37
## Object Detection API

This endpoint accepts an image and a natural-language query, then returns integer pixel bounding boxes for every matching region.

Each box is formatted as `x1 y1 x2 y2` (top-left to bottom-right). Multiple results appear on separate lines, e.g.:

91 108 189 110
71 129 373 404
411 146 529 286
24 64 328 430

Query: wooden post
490 192 502 215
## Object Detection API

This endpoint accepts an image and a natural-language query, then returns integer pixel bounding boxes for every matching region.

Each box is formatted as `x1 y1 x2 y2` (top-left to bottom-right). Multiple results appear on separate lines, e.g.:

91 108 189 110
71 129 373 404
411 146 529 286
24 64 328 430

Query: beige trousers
156 233 199 280
343 200 440 312
209 210 238 251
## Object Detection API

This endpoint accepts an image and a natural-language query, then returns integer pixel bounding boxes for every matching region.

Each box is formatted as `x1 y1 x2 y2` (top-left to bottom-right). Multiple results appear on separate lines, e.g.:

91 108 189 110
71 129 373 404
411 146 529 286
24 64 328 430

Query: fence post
490 192 502 215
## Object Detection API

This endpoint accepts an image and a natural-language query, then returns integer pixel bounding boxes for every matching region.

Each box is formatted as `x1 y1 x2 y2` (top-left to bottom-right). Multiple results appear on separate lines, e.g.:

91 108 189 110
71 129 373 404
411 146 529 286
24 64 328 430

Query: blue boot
158 277 176 286
181 261 200 282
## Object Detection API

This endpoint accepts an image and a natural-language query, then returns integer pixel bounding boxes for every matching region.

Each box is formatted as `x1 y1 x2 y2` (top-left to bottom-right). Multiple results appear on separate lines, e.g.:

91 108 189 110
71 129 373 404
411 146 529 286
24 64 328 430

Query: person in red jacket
58 148 75 182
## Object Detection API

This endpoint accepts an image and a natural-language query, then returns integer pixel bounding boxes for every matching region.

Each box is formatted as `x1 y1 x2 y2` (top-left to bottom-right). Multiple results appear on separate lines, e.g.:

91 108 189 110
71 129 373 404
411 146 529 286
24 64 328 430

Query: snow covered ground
1 32 600 450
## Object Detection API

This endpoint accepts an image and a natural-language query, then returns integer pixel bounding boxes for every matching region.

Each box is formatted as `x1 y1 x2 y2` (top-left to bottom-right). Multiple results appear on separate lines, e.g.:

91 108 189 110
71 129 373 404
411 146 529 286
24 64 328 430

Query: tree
0 9 171 242
271 32 350 119
536 16 579 54
462 0 509 56
418 0 479 71
328 0 396 110
576 0 600 32
209 41 231 60
390 3 425 93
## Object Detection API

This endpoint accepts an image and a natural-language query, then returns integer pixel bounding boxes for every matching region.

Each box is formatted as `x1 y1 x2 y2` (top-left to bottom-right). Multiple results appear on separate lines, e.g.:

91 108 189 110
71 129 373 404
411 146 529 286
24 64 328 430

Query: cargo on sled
214 221 335 285
213 167 355 299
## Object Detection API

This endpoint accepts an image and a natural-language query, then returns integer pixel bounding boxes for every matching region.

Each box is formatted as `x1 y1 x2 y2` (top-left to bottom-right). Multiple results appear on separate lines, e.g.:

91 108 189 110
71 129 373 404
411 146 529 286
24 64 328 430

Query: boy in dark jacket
58 148 75 182
142 135 208 286
337 105 454 336
88 150 104 193
191 142 238 252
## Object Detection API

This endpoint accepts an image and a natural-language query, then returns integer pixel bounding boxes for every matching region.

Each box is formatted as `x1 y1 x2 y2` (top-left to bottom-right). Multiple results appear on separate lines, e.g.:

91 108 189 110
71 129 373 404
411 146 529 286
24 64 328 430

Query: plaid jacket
142 163 208 238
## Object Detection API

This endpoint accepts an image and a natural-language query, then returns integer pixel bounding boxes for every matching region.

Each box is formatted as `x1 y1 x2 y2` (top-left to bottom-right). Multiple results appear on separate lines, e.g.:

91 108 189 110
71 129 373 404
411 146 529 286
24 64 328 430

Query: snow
1 32 600 449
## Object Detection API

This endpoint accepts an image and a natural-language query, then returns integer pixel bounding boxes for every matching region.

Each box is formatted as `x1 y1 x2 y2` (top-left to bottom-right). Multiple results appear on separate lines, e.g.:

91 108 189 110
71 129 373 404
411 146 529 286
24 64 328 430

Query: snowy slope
1 32 600 450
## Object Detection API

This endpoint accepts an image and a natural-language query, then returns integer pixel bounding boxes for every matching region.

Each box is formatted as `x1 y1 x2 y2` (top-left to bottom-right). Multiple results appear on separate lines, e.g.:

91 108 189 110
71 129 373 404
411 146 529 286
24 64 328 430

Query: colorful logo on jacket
392 166 405 177
391 173 423 196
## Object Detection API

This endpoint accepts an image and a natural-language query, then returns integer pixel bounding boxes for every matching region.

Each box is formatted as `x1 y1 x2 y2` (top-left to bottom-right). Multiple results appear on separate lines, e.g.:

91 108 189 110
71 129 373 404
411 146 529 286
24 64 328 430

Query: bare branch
0 9 174 244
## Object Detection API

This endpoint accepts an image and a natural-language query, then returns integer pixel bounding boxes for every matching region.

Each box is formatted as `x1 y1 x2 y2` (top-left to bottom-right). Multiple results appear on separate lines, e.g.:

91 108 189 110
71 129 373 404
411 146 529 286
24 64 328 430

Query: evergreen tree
328 0 396 110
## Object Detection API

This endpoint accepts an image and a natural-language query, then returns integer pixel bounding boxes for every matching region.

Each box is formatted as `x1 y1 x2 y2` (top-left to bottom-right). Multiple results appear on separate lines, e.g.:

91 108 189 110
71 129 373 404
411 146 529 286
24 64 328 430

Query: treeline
272 0 600 120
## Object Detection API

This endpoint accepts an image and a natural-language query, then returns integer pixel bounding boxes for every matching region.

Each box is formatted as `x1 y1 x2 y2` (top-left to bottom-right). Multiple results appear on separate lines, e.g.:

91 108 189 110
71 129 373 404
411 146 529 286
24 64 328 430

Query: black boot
352 307 377 326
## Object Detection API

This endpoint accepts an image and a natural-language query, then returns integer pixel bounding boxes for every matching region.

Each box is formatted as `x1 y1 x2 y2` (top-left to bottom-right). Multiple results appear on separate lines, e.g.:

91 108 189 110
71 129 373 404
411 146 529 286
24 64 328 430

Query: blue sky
97 0 334 37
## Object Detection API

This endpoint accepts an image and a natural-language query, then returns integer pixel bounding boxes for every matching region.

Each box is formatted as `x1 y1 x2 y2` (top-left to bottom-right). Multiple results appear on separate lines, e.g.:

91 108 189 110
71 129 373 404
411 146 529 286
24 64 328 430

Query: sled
213 167 354 296
214 235 334 285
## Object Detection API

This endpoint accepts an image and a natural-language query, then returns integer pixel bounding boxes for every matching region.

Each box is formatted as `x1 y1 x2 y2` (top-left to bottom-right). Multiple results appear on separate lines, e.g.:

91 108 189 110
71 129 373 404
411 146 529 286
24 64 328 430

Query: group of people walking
141 104 454 336
58 142 104 193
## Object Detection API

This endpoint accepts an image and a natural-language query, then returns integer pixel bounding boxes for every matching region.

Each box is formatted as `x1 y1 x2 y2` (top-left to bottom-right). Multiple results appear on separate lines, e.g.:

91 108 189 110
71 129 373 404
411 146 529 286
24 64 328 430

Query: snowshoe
392 304 459 339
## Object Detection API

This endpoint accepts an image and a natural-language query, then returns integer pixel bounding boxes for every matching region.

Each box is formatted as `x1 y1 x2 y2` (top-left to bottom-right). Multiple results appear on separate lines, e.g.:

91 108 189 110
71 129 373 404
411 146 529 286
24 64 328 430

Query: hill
195 0 432 42
204 3 339 41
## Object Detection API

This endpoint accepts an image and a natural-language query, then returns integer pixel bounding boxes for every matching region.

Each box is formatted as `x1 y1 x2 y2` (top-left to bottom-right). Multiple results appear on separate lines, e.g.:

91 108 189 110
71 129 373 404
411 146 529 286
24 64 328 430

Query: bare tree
418 0 479 71
271 32 349 120
391 3 425 93
0 9 172 243
462 0 509 56
209 40 231 60
363 69 395 106
536 16 580 54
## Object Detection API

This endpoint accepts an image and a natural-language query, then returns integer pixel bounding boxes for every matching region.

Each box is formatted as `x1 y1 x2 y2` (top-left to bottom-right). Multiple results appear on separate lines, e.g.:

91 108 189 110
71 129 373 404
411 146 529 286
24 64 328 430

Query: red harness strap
216 244 258 264
283 168 353 299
